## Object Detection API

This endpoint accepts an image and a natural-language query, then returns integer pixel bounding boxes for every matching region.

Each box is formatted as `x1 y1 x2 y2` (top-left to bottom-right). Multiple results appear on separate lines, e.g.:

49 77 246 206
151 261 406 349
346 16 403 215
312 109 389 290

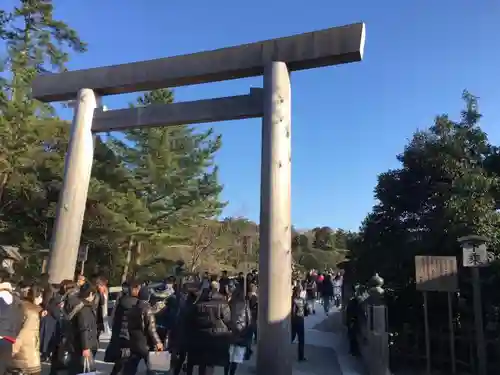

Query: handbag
148 351 171 375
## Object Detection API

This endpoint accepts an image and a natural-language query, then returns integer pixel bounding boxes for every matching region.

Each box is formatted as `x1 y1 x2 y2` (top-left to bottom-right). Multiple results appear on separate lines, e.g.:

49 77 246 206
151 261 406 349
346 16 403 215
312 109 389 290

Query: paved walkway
42 303 365 375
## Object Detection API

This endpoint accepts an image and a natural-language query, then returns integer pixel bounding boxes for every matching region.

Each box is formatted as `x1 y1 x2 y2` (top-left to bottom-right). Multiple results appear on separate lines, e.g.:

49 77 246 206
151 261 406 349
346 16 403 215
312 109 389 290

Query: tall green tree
351 91 500 288
105 88 226 272
0 1 86 261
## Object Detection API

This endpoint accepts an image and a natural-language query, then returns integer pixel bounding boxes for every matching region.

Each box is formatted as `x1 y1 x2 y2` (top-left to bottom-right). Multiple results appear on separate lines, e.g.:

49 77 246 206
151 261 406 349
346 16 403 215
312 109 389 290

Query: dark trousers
251 322 257 342
67 350 98 375
186 364 214 375
224 362 239 375
110 357 126 375
347 324 359 356
291 318 305 360
171 350 187 375
0 342 13 375
123 352 148 375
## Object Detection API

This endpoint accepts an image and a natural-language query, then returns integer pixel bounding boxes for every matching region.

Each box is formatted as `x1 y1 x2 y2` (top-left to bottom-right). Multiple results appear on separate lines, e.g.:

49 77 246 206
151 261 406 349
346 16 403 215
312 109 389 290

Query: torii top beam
32 22 365 102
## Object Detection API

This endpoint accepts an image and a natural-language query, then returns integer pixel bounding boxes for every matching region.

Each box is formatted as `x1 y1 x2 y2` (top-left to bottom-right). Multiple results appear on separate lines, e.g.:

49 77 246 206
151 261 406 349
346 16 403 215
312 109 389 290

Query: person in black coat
105 282 140 375
225 288 252 375
39 276 59 361
346 292 361 356
40 284 63 361
246 284 258 344
291 285 310 361
68 283 99 375
48 280 77 375
219 271 230 296
0 275 24 375
91 276 106 340
321 273 334 314
122 280 163 375
185 281 232 375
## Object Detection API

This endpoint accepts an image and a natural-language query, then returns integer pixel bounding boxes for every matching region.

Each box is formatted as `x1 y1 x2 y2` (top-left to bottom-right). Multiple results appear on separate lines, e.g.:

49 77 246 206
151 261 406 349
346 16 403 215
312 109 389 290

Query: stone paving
42 303 365 375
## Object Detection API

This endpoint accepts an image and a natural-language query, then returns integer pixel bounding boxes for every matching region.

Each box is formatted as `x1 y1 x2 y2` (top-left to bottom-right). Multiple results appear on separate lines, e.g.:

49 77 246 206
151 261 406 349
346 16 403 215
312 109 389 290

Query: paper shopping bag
148 351 171 375
229 344 247 364
77 357 96 375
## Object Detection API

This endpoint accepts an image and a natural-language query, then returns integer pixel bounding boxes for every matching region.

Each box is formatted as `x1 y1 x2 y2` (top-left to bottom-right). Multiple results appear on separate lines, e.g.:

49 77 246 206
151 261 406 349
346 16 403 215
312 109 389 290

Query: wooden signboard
415 255 458 292
77 244 88 262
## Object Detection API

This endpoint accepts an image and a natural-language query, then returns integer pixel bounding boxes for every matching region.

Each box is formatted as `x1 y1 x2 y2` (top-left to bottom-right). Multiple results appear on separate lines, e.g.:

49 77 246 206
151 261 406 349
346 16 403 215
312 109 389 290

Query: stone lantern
368 273 385 306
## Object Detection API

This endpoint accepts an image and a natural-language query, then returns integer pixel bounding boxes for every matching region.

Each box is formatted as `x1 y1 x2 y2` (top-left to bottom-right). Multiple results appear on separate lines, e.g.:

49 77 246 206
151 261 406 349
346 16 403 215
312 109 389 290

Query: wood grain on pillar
258 61 292 375
48 89 96 284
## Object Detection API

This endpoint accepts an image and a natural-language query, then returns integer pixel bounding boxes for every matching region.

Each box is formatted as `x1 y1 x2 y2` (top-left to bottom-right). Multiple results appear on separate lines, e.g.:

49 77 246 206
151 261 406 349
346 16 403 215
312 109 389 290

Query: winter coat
104 294 139 362
185 290 231 366
127 298 162 357
305 278 317 299
247 294 258 326
9 301 42 374
92 291 105 333
168 294 189 351
321 275 334 297
229 300 252 347
72 299 99 353
219 277 230 295
292 297 309 320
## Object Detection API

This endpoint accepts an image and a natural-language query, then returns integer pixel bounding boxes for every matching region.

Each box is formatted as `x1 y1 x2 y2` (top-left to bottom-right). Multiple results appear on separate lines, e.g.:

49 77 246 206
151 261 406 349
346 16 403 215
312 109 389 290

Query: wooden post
472 266 487 375
423 291 431 375
447 292 456 375
48 89 97 284
257 61 292 375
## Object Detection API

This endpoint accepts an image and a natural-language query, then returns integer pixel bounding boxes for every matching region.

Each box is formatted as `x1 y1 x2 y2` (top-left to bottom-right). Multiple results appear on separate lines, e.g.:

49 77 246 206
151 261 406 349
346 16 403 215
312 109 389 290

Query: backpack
0 292 23 341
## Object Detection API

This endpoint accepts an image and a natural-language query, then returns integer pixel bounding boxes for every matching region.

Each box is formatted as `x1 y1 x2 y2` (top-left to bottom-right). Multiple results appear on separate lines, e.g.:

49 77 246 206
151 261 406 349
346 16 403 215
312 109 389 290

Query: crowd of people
0 271 109 375
0 266 344 375
299 270 344 312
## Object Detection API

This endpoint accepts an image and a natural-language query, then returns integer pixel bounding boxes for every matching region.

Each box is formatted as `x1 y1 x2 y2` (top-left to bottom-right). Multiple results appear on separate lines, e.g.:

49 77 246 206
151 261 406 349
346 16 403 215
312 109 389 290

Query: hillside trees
291 227 351 271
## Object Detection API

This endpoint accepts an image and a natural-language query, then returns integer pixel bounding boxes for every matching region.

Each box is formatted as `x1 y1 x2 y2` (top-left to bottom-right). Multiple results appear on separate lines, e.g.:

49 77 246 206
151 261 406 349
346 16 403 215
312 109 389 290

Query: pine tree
0 0 86 261
100 88 226 274
119 88 225 233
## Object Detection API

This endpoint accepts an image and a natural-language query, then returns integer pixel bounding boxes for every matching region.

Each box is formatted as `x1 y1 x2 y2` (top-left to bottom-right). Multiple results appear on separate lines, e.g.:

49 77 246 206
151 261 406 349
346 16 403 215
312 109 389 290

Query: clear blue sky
14 0 500 230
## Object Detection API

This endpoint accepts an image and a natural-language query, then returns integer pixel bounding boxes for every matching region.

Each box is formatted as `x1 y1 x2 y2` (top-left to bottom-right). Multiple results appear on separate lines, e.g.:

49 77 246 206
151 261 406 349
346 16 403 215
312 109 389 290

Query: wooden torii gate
32 22 365 375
